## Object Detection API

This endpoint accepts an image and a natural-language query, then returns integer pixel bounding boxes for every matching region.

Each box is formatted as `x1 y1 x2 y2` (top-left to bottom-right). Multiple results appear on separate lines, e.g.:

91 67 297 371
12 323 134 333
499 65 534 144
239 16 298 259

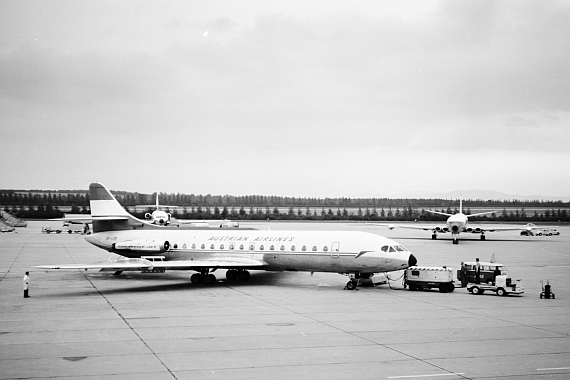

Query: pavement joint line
224 283 471 380
80 270 179 380
387 373 466 379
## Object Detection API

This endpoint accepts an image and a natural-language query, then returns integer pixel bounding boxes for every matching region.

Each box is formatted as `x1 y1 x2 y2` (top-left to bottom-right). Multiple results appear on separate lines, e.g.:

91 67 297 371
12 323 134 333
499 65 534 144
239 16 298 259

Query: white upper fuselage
85 229 414 273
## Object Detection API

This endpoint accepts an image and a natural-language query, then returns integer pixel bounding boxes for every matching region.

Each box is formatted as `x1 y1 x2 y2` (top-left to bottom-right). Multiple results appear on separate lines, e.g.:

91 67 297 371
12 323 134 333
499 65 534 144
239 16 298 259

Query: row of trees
6 203 564 222
1 190 568 208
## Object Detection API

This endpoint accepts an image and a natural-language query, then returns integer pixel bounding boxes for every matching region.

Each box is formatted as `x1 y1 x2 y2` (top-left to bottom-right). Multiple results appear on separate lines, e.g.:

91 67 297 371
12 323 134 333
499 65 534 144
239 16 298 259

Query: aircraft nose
408 254 417 267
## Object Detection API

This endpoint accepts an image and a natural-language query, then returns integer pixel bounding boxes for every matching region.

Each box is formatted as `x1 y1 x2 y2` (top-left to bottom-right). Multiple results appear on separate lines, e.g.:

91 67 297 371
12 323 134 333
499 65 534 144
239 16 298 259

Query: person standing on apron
23 272 30 298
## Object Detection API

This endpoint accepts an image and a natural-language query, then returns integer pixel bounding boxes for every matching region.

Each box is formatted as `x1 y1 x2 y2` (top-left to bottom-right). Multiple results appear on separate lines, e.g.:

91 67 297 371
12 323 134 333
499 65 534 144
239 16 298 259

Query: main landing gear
431 233 437 240
480 233 486 241
190 269 251 285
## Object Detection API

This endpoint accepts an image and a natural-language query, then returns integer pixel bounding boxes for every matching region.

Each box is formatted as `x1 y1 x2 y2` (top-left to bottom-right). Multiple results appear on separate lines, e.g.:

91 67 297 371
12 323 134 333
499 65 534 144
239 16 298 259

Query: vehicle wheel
438 284 448 293
552 294 555 299
540 294 543 299
408 284 417 291
68 230 72 234
497 288 506 296
448 283 455 292
46 230 51 234
226 270 238 280
472 286 480 295
190 273 202 284
237 270 250 281
346 281 356 290
203 274 216 285
56 230 61 234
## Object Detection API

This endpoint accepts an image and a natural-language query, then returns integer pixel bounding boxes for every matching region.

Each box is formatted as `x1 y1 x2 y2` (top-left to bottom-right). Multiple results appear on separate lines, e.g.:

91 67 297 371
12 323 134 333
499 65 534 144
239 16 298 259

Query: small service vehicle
41 226 62 234
459 261 506 284
467 275 524 296
404 266 455 293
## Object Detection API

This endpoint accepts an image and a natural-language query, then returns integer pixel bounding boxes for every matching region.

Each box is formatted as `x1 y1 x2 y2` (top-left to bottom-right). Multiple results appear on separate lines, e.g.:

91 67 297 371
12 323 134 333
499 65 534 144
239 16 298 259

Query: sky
1 0 569 198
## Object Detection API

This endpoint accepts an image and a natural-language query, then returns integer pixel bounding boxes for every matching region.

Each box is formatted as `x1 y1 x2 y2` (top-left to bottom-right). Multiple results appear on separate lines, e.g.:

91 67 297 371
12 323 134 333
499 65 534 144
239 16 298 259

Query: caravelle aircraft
142 194 175 226
372 200 554 244
36 183 417 290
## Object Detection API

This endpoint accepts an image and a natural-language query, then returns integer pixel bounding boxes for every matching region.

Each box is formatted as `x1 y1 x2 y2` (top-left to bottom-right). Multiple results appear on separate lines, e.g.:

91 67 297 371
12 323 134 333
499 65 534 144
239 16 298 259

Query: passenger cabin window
323 246 328 252
229 243 234 250
220 244 224 249
210 244 215 249
191 244 196 249
270 245 274 250
182 244 186 249
260 245 264 250
239 244 244 250
302 245 307 251
280 245 285 251
249 243 255 250
291 245 296 251
312 246 317 251
201 244 205 249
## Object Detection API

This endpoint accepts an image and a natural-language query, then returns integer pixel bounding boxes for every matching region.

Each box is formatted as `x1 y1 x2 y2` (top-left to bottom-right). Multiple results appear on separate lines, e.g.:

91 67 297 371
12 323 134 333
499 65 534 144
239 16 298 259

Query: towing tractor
404 266 455 293
467 275 524 296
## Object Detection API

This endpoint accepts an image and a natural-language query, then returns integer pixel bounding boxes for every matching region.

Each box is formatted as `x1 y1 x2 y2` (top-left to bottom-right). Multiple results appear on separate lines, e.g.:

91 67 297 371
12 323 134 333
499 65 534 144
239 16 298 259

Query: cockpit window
389 246 397 253
381 245 389 252
395 245 406 252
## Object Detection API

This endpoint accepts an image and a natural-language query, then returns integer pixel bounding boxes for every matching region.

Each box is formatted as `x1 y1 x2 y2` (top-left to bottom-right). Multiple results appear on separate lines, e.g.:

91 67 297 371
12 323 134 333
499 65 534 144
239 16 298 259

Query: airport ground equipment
540 280 555 299
467 275 523 296
41 226 62 234
404 266 455 292
460 261 507 284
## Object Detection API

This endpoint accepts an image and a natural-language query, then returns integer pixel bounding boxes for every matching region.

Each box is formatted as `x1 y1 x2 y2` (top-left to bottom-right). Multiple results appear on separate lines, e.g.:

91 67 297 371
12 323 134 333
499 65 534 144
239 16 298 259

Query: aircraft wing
367 223 445 231
478 224 559 233
49 215 128 223
35 257 267 271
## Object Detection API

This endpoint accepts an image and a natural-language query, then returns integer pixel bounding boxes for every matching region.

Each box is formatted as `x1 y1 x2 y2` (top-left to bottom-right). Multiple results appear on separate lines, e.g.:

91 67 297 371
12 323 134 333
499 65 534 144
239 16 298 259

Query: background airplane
371 200 555 244
140 194 176 226
36 182 417 290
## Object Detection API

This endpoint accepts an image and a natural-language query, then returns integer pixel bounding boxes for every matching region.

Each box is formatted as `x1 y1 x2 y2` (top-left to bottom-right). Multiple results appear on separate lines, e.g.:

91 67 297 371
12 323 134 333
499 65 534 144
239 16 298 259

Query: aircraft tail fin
89 182 140 233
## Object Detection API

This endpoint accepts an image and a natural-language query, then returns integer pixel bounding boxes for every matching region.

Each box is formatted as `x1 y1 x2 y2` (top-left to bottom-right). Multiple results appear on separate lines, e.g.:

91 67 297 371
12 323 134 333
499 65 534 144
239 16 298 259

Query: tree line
1 189 568 222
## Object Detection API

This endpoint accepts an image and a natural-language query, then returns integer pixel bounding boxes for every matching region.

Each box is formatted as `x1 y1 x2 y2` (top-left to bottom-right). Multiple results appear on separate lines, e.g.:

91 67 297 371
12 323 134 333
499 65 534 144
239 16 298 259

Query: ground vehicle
404 266 455 292
41 226 62 234
459 261 506 284
467 275 523 296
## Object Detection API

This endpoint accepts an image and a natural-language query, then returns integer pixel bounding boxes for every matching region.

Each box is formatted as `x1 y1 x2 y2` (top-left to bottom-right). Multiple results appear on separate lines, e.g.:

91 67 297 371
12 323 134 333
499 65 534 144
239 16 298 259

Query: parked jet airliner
372 200 554 244
36 183 417 290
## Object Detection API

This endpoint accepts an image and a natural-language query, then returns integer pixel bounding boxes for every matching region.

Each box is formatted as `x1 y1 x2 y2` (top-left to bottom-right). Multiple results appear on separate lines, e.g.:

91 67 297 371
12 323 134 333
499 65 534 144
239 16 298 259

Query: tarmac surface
1 220 569 380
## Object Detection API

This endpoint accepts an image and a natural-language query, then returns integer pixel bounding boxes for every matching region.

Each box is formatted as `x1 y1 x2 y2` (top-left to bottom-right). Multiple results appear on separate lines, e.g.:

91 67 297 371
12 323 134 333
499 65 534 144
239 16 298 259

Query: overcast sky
1 0 569 198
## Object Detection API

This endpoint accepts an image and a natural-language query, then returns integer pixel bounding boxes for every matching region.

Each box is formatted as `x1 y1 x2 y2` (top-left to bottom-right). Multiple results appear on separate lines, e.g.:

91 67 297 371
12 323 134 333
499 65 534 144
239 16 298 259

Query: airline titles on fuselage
208 235 295 242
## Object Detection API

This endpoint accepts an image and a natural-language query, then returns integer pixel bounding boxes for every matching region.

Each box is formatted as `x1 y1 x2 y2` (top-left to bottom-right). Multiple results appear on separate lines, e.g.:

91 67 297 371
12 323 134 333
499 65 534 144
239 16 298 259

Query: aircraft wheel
237 270 250 281
497 288 506 296
481 235 486 241
191 273 203 284
203 274 217 285
226 270 238 281
431 234 437 240
453 239 458 245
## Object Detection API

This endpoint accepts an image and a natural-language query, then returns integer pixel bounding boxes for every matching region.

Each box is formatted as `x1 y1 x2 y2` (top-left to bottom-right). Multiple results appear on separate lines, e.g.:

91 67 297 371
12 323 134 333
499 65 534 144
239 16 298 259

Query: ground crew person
460 263 468 287
475 258 481 284
23 271 30 298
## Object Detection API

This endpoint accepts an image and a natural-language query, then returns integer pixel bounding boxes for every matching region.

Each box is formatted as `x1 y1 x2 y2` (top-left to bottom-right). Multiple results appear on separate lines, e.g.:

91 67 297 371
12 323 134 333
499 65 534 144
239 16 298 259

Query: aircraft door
330 242 340 259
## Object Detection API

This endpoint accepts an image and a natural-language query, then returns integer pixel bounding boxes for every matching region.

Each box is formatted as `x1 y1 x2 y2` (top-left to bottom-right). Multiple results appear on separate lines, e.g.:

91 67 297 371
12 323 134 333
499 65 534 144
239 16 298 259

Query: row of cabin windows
182 243 330 252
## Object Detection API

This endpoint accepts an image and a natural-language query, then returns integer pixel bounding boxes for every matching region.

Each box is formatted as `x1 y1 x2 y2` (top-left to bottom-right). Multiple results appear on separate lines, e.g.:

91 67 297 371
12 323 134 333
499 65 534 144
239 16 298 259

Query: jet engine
145 213 152 220
112 240 171 253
